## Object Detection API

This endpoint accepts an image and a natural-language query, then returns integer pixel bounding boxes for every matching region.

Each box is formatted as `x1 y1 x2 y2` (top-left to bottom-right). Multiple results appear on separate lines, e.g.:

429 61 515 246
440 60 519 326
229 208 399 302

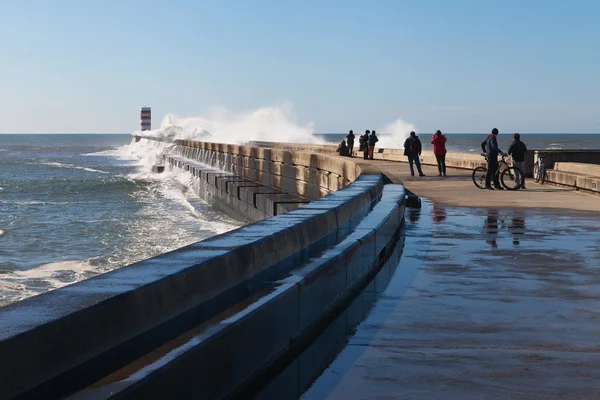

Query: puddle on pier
300 200 600 400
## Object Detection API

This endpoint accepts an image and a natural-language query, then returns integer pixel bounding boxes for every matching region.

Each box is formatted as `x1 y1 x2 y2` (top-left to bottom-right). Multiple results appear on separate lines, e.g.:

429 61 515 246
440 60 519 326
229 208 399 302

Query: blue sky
1 0 599 133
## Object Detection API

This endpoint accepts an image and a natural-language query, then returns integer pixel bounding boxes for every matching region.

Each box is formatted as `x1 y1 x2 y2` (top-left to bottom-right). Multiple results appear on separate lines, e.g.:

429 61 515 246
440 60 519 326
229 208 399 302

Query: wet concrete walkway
302 200 600 399
352 158 600 212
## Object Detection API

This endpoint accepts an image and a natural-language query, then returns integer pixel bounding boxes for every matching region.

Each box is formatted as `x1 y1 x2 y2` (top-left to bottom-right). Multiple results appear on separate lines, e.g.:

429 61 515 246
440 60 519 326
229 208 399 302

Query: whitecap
0 200 71 205
39 162 110 174
0 260 104 306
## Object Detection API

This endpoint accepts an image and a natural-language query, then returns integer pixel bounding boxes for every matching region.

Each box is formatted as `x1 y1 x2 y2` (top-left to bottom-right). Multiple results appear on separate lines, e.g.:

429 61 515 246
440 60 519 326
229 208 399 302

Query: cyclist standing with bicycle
481 128 505 190
507 133 527 189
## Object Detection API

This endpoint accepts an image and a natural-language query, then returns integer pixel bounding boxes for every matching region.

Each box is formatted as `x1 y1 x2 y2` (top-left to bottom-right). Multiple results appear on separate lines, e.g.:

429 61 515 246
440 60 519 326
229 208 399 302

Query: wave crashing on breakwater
132 103 417 148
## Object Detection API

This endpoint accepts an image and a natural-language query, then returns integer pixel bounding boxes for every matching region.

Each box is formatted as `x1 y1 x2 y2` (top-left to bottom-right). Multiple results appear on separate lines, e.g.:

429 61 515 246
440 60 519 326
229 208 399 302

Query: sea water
0 134 243 306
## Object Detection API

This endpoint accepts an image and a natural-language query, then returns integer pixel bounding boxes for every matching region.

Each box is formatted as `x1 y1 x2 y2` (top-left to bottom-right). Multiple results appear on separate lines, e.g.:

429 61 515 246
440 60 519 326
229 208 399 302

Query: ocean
316 133 600 153
0 134 243 306
1 132 599 307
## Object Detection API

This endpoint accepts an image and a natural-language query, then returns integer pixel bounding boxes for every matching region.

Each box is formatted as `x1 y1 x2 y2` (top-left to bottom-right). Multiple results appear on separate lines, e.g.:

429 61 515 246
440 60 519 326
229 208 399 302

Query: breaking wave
377 118 418 149
137 103 317 145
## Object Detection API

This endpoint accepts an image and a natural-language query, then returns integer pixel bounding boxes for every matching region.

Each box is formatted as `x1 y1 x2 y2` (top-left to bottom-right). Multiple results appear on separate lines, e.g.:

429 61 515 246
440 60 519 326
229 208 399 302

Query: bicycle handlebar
481 153 508 160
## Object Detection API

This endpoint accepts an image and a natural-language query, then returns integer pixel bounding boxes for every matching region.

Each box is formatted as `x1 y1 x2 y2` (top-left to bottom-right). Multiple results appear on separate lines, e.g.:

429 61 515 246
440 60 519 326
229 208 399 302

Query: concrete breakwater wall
0 137 406 400
163 138 363 222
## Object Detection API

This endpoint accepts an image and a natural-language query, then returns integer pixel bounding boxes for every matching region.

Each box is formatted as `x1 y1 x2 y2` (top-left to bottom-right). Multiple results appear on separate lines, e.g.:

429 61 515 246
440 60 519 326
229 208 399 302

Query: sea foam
138 104 317 145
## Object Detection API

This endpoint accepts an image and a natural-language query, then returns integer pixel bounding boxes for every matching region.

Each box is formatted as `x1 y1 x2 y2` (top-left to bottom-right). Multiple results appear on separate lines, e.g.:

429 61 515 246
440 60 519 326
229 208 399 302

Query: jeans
347 141 354 156
485 157 501 187
407 154 423 176
435 154 446 174
363 146 369 160
513 161 526 187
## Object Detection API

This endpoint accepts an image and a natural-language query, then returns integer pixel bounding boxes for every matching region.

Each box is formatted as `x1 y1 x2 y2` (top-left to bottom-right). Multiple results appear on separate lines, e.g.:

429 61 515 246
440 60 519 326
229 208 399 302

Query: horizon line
1 132 600 135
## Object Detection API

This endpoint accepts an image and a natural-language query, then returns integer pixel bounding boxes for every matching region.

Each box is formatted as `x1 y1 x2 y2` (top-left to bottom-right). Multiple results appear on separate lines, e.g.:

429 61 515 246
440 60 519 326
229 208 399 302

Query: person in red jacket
431 130 447 176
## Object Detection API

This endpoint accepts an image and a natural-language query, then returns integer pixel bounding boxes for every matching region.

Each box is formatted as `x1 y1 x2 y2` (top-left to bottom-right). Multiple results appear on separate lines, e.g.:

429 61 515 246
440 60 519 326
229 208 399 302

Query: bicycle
533 154 546 184
472 154 524 190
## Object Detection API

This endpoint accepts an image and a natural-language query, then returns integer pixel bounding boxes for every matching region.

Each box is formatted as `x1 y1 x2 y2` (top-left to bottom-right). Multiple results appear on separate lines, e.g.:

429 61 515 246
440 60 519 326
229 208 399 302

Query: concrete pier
2 137 599 400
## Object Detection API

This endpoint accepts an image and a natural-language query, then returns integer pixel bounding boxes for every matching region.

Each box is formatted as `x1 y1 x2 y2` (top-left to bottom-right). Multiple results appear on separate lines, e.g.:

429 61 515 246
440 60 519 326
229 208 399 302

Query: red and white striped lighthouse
140 106 151 131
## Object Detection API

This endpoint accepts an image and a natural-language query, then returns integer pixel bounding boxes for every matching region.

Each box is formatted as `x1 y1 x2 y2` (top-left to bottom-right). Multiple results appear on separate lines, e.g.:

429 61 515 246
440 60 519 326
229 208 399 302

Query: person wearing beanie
480 128 505 190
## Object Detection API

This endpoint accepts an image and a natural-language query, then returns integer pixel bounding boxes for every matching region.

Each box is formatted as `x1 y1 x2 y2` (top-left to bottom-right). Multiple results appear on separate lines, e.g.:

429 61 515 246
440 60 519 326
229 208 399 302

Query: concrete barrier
545 162 600 193
0 137 398 400
535 150 600 169
247 140 541 176
554 162 600 176
66 185 406 400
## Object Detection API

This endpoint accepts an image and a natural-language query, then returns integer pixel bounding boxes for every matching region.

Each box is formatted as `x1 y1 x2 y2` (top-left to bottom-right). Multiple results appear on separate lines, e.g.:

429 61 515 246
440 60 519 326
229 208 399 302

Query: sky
0 0 599 134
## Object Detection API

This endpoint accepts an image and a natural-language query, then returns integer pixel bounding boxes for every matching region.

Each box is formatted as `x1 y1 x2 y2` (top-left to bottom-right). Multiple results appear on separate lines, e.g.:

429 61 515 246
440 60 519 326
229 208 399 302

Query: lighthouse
140 106 151 131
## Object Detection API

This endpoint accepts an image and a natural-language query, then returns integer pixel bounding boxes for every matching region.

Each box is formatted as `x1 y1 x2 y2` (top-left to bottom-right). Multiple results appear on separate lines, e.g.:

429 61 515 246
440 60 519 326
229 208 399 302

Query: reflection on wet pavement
302 200 600 400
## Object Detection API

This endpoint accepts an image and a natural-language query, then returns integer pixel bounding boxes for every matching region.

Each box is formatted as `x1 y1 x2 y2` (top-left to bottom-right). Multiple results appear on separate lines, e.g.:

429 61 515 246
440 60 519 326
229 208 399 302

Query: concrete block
226 181 264 200
344 229 376 285
577 175 600 192
207 172 235 187
296 253 348 330
275 202 305 215
221 177 255 194
238 186 284 207
255 193 310 217
214 176 249 192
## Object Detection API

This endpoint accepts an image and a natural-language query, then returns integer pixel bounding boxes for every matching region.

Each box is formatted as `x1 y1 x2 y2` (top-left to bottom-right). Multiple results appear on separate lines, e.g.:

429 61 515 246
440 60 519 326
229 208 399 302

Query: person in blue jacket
480 128 505 190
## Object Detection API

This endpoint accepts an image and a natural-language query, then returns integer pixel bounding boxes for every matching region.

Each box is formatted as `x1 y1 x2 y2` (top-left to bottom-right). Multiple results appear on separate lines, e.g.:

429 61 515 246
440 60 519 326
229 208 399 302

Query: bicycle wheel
472 166 487 189
534 164 542 183
501 166 523 190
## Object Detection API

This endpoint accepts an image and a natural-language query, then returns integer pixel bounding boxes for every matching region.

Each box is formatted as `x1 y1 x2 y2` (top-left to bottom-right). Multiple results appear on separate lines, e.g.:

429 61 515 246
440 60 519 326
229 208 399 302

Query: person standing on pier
481 128 504 190
368 130 379 160
346 130 355 157
362 130 370 160
404 131 425 176
431 130 447 176
508 133 527 189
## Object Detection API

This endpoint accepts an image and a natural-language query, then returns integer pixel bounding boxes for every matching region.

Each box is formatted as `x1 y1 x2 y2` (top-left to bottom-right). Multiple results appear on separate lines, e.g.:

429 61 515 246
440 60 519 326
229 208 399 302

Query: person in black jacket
336 140 350 157
480 128 505 190
362 130 370 160
507 133 527 189
404 131 425 176
346 130 355 157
